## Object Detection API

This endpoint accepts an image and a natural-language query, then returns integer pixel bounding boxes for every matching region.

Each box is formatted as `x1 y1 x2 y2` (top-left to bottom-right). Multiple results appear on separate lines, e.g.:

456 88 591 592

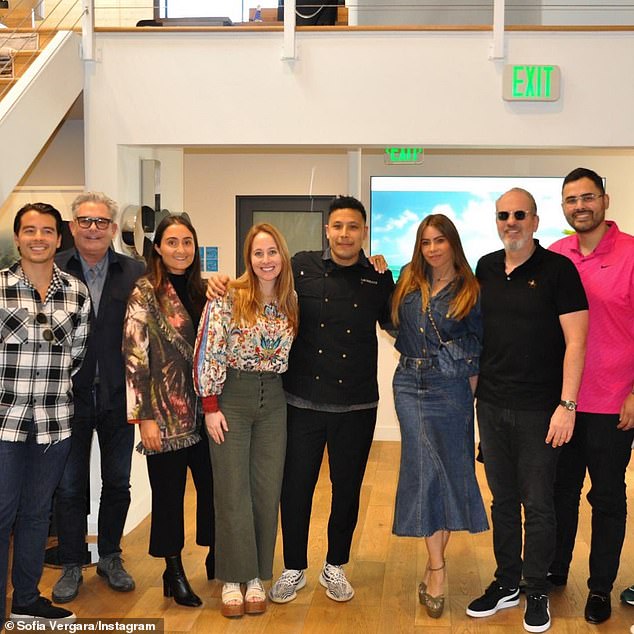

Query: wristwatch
559 399 577 411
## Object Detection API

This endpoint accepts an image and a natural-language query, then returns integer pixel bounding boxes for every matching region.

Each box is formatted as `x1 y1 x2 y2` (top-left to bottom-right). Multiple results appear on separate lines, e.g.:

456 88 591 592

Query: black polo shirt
476 241 587 411
283 249 394 408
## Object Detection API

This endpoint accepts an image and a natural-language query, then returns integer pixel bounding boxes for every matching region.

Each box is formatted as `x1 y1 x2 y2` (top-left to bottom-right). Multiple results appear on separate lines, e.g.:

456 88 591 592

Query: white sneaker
269 569 306 604
319 562 354 602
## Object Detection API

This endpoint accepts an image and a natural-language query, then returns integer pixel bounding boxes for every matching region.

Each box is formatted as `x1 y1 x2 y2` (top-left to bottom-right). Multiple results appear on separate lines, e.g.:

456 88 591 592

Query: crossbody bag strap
426 303 447 346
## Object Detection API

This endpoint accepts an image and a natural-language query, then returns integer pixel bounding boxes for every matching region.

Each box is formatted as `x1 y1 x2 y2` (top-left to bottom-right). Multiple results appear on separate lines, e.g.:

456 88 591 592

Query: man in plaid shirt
0 203 91 628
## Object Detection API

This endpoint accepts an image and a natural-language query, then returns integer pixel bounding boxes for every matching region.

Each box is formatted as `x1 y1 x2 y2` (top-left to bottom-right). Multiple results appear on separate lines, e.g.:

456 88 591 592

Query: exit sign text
384 147 424 164
503 65 561 102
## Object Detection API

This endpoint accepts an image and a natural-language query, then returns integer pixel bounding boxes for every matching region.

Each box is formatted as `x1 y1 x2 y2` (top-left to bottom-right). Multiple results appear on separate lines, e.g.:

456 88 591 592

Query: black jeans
146 438 214 557
551 412 634 593
477 400 560 595
55 399 134 564
280 405 377 570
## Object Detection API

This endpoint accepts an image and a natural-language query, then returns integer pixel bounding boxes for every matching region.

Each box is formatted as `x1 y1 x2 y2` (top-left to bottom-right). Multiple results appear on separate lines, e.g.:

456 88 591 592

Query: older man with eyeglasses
466 187 588 633
547 168 634 624
0 203 91 628
52 193 145 604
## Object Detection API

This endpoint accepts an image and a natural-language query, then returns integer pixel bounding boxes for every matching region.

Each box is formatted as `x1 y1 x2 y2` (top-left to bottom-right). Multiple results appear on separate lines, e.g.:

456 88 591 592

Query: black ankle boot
163 555 202 607
205 550 215 581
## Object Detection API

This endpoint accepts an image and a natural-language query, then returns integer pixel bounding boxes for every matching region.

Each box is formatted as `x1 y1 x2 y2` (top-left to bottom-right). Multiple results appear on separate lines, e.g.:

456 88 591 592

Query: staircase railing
0 0 86 101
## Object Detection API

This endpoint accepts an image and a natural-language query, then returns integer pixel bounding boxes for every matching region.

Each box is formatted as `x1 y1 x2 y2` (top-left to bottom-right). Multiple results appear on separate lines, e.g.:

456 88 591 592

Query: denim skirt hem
392 525 489 538
392 363 489 536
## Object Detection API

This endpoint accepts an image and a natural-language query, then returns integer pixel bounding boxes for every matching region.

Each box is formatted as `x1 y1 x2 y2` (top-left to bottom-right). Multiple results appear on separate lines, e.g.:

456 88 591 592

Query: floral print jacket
123 276 201 455
193 292 295 399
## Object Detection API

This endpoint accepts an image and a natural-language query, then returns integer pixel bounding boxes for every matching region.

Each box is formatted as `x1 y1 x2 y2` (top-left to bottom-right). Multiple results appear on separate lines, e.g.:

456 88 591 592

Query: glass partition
2 0 633 32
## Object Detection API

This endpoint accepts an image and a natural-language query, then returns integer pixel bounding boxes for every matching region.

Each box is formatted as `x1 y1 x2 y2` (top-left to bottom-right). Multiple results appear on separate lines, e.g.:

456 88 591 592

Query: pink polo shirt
550 221 634 414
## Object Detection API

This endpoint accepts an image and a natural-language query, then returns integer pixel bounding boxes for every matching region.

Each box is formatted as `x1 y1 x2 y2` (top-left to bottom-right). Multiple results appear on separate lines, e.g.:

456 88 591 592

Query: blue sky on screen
370 176 571 277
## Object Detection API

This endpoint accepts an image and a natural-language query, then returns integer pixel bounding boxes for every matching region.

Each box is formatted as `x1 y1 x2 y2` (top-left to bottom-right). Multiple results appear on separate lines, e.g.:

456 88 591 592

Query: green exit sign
503 65 561 102
385 147 424 164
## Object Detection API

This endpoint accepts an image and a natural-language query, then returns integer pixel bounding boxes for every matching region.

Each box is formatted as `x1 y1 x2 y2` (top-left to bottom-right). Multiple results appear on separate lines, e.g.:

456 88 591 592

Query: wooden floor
35 441 634 633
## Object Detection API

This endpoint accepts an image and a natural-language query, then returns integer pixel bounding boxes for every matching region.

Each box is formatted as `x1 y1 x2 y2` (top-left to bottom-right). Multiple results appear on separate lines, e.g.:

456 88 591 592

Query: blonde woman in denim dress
391 214 489 618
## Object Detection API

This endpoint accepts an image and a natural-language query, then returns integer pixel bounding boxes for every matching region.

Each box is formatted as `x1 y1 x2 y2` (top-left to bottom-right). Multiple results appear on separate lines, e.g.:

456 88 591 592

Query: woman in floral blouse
194 222 298 618
123 215 214 607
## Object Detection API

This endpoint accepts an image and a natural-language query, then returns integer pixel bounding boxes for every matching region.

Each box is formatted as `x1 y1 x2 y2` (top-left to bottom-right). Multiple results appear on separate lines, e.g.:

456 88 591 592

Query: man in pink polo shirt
548 167 634 625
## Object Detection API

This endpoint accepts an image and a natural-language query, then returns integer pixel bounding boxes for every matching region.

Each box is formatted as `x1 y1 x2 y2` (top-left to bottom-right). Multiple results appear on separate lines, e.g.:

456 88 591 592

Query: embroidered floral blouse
123 277 202 455
193 292 295 408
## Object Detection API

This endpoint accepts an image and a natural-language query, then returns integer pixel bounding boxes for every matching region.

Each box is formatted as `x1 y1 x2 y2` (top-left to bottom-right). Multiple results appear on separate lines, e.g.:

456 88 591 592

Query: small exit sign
385 147 424 165
503 65 561 102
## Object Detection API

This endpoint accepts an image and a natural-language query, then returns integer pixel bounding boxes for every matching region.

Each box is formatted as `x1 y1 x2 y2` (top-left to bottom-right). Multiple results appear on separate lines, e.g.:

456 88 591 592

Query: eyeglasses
563 193 604 207
76 216 113 230
36 312 54 342
496 210 531 221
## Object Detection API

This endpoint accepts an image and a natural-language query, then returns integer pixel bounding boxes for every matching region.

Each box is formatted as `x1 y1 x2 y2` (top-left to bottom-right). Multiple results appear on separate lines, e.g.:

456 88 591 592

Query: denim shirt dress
392 285 489 537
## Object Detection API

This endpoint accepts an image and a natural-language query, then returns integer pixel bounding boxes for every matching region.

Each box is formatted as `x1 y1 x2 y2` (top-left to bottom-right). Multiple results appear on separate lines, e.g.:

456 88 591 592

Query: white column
345 0 357 26
81 0 94 60
282 0 297 60
490 0 505 60
347 148 362 199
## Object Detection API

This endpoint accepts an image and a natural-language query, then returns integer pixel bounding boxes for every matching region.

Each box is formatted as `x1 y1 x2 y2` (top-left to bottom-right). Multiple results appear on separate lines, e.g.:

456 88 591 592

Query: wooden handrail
101 23 634 33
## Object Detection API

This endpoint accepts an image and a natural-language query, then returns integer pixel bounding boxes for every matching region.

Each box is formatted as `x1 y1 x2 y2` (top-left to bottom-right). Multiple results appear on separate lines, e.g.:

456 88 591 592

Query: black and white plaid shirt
0 262 91 444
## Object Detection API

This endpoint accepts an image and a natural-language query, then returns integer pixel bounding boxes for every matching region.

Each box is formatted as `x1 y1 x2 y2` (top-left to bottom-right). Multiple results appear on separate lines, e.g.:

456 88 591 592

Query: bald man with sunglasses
466 187 588 633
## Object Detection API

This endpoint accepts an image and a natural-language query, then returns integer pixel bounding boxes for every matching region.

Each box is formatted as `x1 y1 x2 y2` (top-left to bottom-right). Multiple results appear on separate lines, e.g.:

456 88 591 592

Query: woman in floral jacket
194 223 298 618
123 215 213 607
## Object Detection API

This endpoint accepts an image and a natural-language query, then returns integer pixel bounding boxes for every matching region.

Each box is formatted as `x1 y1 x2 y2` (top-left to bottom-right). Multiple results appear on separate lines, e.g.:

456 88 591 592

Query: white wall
21 118 85 185
84 29 634 197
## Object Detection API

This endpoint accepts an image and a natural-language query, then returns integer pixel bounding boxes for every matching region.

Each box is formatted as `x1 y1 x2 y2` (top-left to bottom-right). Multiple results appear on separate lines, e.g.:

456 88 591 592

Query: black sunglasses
496 210 530 221
76 216 113 230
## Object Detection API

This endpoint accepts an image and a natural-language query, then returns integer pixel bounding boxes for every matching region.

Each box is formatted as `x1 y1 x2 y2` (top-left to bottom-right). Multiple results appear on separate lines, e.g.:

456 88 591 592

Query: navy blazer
56 248 145 416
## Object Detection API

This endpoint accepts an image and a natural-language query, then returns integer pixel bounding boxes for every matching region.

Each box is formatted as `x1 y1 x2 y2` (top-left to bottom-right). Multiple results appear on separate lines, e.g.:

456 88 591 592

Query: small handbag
426 304 480 378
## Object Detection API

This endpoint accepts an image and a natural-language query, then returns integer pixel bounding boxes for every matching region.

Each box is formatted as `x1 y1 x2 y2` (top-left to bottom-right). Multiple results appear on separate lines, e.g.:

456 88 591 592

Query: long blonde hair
391 214 479 326
229 223 298 334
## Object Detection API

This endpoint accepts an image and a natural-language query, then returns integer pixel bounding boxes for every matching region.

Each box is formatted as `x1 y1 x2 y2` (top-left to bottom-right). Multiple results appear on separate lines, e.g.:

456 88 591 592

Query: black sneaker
9 596 75 623
467 581 520 617
524 593 551 633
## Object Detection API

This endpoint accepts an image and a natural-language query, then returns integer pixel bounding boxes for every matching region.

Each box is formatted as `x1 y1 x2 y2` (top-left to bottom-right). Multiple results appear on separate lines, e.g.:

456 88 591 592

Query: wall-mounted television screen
370 176 574 280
